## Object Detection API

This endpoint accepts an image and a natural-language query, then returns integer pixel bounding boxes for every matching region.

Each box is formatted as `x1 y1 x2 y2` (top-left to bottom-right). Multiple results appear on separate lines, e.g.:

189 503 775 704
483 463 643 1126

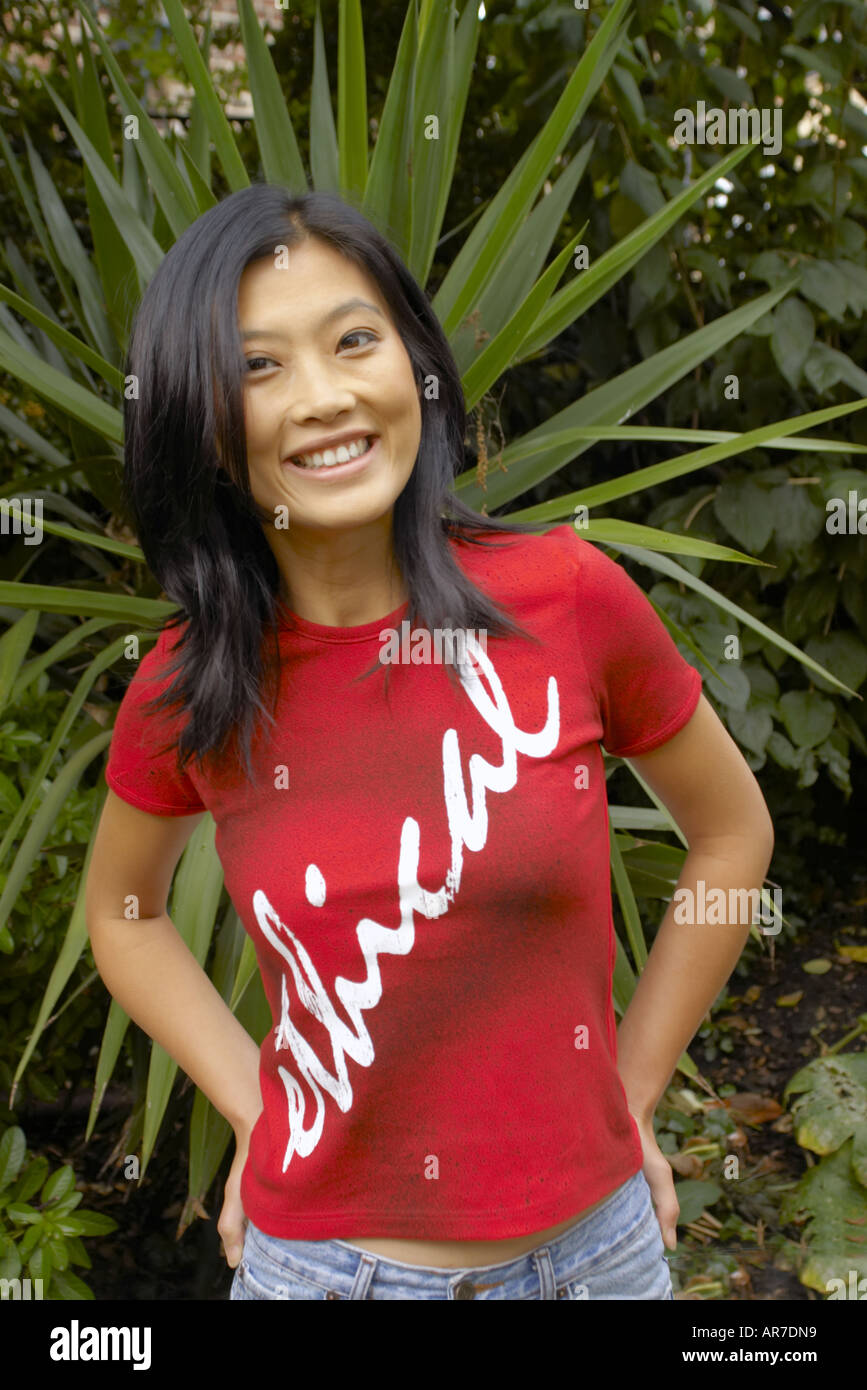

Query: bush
0 1123 117 1299
0 674 107 1115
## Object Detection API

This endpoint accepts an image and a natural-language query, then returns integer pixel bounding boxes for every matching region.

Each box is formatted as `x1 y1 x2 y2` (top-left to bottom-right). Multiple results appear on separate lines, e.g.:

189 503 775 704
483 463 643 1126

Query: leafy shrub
0 1123 117 1299
781 1051 867 1295
0 674 107 1113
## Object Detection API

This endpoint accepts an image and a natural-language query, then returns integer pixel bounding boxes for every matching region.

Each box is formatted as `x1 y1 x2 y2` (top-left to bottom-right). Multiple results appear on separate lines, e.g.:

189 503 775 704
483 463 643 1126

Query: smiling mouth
288 434 378 470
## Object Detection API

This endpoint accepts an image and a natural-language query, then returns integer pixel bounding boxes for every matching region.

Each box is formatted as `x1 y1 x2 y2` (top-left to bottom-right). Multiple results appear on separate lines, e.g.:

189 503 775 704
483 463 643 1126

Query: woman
86 184 775 1301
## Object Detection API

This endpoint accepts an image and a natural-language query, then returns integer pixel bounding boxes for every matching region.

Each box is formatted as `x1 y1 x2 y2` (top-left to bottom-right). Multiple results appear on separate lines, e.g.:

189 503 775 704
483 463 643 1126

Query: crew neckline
274 595 411 641
267 524 512 641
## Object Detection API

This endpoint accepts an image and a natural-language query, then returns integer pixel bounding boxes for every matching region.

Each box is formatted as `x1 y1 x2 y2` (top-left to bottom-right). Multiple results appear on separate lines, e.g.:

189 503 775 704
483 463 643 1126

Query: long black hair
121 183 548 788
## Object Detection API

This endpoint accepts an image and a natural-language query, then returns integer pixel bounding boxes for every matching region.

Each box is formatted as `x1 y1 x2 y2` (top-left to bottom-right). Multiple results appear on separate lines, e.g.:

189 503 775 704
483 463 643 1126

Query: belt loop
531 1246 556 1300
346 1251 377 1301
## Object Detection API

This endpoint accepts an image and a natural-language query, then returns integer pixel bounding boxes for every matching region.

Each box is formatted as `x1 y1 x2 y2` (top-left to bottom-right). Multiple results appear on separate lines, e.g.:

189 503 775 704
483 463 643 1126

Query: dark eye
341 331 377 349
245 333 375 373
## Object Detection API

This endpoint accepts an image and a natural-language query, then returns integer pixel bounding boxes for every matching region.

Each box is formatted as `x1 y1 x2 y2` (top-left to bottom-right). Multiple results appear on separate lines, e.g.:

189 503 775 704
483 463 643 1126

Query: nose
285 355 358 425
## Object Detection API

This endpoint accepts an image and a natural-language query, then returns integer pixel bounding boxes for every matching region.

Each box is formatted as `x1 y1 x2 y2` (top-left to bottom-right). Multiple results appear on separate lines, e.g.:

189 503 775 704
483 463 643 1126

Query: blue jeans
229 1168 674 1301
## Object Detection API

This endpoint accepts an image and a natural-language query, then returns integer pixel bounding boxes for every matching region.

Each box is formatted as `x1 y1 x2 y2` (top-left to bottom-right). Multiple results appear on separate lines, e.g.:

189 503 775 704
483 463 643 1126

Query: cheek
243 400 275 453
398 374 422 438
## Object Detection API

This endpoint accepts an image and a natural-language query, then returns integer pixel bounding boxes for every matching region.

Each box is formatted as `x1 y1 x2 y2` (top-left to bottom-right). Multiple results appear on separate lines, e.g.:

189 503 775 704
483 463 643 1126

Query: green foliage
653 1085 751 1298
0 1124 117 1299
645 454 867 792
0 0 865 1241
786 1053 867 1174
672 1177 724 1225
782 1054 867 1294
0 670 106 1113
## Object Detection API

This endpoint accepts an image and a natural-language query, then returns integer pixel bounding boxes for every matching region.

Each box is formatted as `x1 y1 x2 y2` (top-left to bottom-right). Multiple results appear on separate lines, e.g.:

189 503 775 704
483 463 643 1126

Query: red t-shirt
104 522 702 1239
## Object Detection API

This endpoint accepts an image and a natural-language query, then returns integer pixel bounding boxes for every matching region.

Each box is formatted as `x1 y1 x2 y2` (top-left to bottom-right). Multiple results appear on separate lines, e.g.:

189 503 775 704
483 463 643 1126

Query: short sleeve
104 624 207 816
563 526 703 757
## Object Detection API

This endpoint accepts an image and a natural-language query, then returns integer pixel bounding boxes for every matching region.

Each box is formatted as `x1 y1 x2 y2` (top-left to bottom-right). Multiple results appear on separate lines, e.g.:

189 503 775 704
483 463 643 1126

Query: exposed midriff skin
339 1189 613 1269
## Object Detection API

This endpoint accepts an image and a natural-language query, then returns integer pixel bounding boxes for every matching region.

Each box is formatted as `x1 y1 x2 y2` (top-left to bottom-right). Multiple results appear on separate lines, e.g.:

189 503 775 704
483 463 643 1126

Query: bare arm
615 693 775 1121
85 789 262 1137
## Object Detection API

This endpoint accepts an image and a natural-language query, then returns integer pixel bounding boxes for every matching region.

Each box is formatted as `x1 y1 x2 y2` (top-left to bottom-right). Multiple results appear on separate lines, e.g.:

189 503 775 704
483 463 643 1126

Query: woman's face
236 238 422 540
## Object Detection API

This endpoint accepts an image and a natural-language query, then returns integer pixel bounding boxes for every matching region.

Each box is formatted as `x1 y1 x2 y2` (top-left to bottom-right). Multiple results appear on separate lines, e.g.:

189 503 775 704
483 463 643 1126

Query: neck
272 519 408 626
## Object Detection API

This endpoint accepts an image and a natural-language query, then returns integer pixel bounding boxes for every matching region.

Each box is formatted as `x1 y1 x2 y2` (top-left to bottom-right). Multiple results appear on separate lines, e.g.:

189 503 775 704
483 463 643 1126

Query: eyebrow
241 298 386 342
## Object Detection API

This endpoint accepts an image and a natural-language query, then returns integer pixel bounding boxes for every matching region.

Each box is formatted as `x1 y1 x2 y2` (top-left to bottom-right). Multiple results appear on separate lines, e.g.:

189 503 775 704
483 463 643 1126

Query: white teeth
294 435 372 468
